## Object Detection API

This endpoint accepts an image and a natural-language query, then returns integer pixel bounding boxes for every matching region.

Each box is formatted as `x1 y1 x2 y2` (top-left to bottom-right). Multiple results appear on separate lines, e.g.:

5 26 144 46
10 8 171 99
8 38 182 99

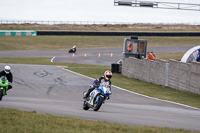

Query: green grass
0 36 199 51
1 108 196 133
156 52 185 61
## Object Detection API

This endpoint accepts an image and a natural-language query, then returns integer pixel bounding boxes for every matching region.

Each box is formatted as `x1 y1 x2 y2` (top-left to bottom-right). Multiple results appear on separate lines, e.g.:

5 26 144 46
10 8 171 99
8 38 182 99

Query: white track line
59 66 200 110
51 56 55 63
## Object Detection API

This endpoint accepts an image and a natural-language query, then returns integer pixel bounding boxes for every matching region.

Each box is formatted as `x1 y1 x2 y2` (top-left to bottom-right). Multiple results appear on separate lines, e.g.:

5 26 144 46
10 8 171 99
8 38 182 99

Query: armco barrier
122 57 200 95
0 30 37 36
37 31 200 36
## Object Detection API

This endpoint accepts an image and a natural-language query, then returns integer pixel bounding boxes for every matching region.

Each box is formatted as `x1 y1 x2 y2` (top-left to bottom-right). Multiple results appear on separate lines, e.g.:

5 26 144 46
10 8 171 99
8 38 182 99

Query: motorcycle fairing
98 84 111 96
89 90 99 105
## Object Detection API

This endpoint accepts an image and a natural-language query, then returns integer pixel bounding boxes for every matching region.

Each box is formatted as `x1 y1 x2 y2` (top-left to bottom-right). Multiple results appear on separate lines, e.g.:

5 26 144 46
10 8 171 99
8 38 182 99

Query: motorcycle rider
0 66 13 90
69 45 76 53
84 70 112 99
73 45 76 49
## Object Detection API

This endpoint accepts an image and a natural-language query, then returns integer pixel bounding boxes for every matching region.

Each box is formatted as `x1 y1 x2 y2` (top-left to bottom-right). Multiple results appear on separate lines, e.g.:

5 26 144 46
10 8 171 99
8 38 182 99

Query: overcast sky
0 0 200 24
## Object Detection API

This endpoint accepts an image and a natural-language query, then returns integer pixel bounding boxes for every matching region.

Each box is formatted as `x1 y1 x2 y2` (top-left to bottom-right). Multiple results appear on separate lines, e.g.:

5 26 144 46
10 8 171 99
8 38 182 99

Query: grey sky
0 0 200 24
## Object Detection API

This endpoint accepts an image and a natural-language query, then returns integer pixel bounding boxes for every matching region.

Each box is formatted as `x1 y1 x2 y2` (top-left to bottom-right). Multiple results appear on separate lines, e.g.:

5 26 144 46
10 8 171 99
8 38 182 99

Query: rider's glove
107 96 110 100
93 84 97 87
93 84 99 88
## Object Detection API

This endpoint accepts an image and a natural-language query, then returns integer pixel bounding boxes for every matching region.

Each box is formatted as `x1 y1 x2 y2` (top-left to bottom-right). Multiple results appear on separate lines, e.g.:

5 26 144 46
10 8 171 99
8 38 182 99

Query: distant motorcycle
83 84 112 111
0 76 9 101
69 45 77 53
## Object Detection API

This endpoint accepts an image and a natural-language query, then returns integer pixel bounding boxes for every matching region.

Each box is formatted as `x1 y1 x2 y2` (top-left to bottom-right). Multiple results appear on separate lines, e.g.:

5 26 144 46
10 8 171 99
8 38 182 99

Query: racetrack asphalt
0 45 195 65
0 45 200 131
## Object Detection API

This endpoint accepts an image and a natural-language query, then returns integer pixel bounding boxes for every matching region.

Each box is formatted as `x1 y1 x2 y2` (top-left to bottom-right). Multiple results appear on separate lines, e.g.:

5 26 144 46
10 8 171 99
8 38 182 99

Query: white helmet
104 70 112 81
4 66 11 74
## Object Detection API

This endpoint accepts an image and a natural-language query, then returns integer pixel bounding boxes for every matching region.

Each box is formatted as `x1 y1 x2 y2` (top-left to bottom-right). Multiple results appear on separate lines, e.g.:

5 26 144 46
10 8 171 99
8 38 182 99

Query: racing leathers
0 70 13 89
84 76 111 99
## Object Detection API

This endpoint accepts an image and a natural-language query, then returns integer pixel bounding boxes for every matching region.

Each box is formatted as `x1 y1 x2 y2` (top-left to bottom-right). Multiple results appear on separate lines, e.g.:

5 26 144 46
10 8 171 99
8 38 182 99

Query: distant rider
0 66 13 90
84 70 112 99
196 48 200 62
72 45 76 52
69 45 77 53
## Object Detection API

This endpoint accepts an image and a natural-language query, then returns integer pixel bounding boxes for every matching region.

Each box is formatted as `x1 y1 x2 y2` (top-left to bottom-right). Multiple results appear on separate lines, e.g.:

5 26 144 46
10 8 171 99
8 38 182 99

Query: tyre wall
37 31 200 36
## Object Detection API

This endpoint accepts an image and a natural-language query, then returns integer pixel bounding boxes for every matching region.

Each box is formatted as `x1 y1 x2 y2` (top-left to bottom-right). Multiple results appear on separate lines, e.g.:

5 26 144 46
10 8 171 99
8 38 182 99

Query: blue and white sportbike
83 84 111 111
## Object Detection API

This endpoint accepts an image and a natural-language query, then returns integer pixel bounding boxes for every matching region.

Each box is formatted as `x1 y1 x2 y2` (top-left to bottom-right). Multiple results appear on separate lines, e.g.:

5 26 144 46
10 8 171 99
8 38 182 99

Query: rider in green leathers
0 76 9 96
0 65 13 90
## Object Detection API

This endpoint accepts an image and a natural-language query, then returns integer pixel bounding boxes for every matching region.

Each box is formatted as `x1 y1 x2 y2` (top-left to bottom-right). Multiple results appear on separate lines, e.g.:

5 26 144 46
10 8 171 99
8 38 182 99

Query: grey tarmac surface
0 63 200 131
0 45 195 65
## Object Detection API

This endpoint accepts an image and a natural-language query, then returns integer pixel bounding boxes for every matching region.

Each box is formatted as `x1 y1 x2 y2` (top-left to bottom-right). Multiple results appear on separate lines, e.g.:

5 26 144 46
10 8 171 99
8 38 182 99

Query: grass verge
156 52 185 61
0 36 199 51
0 108 196 133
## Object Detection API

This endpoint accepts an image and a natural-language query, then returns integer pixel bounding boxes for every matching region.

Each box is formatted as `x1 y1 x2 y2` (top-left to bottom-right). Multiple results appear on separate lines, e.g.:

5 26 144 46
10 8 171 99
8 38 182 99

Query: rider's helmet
4 66 11 74
104 70 112 81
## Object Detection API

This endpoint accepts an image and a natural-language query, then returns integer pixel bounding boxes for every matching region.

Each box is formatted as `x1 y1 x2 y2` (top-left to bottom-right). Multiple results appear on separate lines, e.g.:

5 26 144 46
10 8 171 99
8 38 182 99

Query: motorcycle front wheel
93 95 104 111
0 89 3 101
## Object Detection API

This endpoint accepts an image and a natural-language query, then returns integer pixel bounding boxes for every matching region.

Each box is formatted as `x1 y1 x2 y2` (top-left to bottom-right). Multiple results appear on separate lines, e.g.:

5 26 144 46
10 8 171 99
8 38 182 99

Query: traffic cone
98 53 101 58
72 53 75 58
110 52 113 58
84 53 87 58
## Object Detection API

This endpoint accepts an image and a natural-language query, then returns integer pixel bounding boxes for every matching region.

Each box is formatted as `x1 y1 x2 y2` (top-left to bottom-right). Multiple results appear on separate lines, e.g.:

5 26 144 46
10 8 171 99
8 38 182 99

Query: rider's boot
83 88 94 99
84 91 89 99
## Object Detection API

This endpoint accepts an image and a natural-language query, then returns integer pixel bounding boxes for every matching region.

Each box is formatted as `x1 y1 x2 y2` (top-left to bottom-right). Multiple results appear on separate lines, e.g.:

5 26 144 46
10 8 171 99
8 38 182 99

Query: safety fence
1 20 200 25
